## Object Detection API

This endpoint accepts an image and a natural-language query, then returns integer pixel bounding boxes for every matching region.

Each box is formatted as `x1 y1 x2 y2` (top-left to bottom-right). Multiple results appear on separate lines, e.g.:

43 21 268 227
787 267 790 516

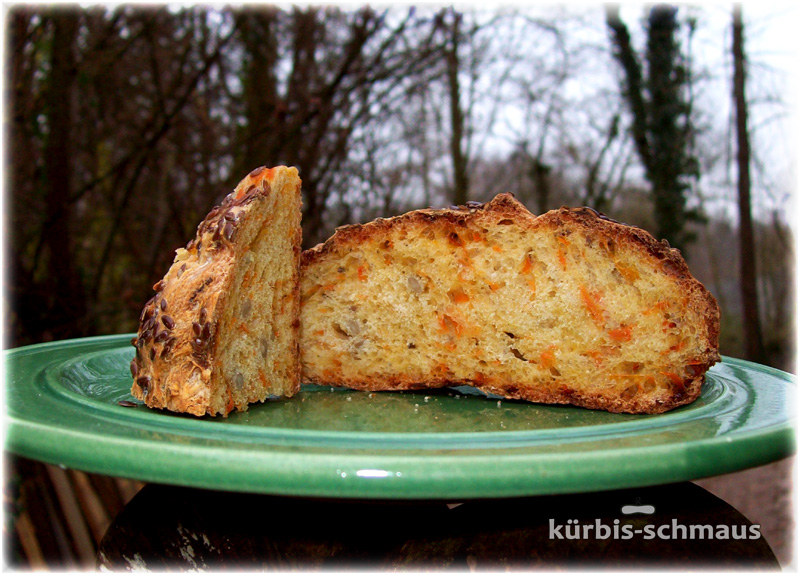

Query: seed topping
161 337 176 358
190 308 215 368
249 165 266 178
136 376 151 393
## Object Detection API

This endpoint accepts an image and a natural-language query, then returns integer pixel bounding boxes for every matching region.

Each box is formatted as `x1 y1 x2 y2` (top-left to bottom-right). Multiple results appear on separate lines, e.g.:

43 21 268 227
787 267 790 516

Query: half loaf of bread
299 194 720 414
131 166 302 416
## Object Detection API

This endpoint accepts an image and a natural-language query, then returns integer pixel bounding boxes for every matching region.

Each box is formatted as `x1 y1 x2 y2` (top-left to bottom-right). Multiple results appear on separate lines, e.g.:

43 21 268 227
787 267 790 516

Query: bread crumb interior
215 182 299 412
300 211 711 411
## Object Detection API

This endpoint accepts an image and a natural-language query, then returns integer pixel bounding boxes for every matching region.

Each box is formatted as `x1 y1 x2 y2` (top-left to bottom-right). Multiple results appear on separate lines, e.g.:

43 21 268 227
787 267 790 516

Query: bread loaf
299 194 720 414
130 166 302 416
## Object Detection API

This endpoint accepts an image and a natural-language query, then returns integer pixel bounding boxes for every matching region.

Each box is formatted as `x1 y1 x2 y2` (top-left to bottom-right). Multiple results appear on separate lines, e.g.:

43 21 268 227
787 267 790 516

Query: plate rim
4 333 796 499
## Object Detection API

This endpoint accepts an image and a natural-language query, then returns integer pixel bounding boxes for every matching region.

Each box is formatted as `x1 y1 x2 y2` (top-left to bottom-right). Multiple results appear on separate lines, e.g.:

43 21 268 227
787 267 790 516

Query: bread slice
299 194 720 414
131 166 303 416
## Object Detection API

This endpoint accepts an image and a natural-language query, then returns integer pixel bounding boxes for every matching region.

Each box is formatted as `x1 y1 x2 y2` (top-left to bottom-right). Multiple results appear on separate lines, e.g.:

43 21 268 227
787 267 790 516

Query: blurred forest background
4 3 796 371
2 4 797 569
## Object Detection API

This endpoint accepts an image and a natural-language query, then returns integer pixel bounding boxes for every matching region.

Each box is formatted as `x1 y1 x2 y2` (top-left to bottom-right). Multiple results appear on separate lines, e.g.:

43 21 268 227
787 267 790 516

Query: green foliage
607 4 703 253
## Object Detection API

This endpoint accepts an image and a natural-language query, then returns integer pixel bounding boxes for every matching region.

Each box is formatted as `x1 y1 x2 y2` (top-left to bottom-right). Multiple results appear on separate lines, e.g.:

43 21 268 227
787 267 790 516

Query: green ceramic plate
4 334 795 499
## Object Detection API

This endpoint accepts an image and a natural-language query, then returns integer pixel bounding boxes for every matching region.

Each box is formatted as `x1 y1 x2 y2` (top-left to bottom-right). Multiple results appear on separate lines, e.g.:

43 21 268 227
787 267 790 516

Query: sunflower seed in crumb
240 299 252 320
344 319 361 336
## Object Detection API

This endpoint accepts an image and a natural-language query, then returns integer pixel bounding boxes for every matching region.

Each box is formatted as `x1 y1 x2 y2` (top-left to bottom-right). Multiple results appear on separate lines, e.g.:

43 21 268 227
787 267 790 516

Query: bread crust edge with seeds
131 166 302 417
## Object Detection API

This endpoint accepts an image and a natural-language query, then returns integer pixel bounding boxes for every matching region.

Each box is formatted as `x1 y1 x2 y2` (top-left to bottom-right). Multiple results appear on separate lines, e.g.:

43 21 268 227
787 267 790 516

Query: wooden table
97 481 780 571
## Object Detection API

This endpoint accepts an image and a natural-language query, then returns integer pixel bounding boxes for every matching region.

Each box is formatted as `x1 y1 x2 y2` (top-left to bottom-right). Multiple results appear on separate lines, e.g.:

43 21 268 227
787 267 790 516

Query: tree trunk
42 10 88 339
606 4 699 253
530 159 551 216
605 5 652 174
732 5 768 364
235 6 280 178
443 9 469 206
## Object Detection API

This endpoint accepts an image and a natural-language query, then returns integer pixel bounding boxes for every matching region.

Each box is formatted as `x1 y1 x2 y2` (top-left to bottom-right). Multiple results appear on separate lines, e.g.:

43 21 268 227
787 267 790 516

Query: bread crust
131 166 302 416
300 194 721 414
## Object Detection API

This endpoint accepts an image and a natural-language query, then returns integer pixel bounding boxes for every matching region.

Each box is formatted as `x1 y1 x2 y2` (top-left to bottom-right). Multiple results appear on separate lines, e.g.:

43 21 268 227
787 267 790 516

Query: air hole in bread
332 322 350 339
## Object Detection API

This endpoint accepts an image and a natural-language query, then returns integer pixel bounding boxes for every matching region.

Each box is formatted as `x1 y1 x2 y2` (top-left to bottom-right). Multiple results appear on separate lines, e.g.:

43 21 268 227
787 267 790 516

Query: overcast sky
618 2 797 221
